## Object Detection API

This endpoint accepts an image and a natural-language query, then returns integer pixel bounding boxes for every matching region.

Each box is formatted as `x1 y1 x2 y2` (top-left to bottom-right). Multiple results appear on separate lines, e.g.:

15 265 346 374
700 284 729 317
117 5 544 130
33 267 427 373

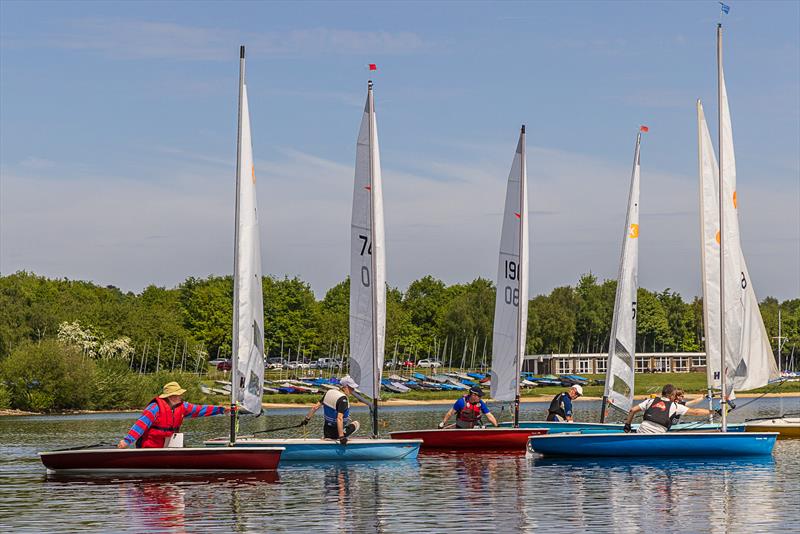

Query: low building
523 352 708 375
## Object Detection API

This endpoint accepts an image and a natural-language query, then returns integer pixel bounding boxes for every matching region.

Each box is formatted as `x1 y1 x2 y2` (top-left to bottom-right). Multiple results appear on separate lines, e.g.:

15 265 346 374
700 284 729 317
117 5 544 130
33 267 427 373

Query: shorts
323 420 360 440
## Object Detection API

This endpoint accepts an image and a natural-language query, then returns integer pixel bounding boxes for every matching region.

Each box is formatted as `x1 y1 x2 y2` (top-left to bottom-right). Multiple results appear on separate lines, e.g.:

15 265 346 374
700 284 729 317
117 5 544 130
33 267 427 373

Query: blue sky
1 1 798 300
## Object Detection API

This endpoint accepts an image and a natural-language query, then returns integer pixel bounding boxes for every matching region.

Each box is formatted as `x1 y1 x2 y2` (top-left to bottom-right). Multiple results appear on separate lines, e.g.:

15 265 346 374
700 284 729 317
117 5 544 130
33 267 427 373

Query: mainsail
699 26 779 397
491 126 528 411
349 81 386 404
601 131 642 417
232 46 265 417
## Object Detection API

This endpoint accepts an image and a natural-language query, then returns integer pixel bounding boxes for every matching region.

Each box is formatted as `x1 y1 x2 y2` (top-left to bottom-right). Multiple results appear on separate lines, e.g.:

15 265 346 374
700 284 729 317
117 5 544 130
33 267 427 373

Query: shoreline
1 392 797 416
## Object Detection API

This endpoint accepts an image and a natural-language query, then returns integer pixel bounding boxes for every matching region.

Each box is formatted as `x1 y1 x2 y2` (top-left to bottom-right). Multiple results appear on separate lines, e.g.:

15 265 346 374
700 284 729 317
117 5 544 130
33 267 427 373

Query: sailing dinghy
40 46 284 473
390 127 546 450
529 24 778 457
207 80 421 462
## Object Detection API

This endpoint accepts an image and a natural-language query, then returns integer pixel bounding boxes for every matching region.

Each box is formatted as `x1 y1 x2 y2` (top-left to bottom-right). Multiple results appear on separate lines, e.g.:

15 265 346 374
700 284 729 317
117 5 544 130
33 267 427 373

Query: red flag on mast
640 125 649 132
368 64 377 71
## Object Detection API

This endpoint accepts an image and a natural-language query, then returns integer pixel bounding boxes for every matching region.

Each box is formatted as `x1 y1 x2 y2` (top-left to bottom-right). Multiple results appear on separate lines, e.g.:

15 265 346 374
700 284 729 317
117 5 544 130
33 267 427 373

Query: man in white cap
546 384 583 422
302 375 360 444
117 381 230 448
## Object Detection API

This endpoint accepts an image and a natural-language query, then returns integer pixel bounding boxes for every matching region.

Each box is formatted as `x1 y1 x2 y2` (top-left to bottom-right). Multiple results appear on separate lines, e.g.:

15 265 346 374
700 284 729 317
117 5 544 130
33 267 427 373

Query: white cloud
2 140 797 300
11 18 430 61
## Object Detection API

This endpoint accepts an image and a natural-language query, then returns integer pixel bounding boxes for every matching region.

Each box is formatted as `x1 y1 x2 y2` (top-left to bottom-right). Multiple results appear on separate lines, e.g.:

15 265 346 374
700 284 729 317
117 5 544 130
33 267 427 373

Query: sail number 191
504 260 519 306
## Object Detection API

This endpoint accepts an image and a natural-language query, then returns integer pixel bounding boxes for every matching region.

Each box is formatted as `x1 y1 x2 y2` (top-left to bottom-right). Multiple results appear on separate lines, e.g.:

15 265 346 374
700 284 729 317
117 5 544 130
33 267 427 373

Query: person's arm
439 408 456 428
118 402 159 448
685 407 714 417
684 396 706 407
182 401 228 417
304 401 322 422
486 412 499 427
564 396 574 422
337 412 345 438
623 404 643 431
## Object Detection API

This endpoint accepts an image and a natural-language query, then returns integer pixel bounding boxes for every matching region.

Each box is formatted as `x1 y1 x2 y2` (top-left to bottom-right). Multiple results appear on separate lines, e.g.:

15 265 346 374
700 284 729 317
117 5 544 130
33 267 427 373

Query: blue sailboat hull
501 421 746 433
204 438 421 462
527 432 777 457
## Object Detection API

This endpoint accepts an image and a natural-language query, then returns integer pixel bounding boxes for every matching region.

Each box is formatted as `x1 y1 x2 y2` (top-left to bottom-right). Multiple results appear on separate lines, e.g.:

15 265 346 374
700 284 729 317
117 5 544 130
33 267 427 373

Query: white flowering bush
57 321 133 360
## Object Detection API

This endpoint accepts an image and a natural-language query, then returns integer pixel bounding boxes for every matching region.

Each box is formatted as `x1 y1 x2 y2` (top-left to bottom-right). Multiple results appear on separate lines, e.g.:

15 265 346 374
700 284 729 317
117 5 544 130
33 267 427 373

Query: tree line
1 271 797 370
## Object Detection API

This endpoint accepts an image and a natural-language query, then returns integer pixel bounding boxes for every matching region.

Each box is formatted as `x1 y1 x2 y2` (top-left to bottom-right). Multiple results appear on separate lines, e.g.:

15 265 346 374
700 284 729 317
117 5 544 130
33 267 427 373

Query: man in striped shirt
117 381 230 448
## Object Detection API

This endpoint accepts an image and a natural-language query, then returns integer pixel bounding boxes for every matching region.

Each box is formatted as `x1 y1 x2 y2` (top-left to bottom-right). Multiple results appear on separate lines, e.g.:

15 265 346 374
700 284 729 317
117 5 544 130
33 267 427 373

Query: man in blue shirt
438 386 499 429
546 384 582 422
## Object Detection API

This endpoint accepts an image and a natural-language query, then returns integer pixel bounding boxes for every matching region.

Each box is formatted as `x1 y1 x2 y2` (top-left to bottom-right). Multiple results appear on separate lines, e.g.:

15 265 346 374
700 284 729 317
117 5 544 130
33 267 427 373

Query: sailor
623 384 718 434
302 375 361 444
546 384 583 422
438 386 499 429
117 381 230 448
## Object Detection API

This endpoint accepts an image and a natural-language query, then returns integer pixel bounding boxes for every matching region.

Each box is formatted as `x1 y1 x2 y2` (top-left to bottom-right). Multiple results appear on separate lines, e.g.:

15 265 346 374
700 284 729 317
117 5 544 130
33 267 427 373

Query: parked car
417 359 442 368
216 360 232 371
400 360 415 369
266 357 284 370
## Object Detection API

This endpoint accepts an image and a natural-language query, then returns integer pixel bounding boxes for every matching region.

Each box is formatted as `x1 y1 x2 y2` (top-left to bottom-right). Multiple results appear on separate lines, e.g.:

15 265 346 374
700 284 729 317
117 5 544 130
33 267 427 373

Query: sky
1 1 798 300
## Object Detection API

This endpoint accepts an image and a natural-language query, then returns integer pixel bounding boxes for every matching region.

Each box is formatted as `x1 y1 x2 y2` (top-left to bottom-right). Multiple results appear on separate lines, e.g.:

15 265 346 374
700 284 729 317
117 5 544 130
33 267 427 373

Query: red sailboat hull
389 428 547 450
39 447 284 473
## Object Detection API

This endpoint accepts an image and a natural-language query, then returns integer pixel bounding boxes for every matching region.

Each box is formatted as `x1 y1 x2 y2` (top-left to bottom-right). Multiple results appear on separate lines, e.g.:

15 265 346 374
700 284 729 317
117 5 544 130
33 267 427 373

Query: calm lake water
1 397 798 533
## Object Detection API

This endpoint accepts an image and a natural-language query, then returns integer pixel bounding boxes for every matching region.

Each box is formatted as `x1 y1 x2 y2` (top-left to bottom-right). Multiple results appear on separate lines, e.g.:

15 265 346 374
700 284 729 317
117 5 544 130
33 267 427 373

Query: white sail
491 127 528 402
232 77 265 415
717 60 780 392
603 132 641 414
349 82 386 400
698 101 724 391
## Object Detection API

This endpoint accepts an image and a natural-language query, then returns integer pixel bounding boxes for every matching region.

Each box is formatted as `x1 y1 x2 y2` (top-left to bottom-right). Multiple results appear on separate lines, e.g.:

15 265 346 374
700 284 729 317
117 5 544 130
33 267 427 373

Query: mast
601 131 641 423
230 45 245 445
513 124 526 427
717 23 728 432
367 80 379 438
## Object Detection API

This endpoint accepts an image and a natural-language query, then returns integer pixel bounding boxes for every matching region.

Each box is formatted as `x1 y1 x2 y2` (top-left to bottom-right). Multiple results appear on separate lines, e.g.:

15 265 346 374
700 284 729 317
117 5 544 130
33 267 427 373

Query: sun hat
339 376 359 390
571 384 583 396
159 381 187 398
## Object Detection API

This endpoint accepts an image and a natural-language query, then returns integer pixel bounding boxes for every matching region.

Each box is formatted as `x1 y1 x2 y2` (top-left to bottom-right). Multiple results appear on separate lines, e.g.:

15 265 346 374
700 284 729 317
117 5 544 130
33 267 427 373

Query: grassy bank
199 371 800 405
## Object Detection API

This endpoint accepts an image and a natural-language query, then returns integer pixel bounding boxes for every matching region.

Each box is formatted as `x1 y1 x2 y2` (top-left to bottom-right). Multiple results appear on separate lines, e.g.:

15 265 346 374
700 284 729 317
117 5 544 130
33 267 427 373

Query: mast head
240 45 245 58
521 124 526 134
368 80 373 90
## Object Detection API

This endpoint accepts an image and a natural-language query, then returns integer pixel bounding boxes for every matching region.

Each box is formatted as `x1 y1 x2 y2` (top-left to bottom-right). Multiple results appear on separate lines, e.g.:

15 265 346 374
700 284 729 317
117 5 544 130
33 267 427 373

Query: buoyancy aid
138 397 186 448
669 401 686 427
643 397 674 430
547 393 568 420
322 389 350 425
455 396 483 428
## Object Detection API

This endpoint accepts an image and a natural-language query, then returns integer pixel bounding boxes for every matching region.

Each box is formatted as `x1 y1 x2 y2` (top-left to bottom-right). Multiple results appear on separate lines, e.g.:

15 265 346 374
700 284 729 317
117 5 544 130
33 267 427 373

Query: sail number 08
504 260 519 306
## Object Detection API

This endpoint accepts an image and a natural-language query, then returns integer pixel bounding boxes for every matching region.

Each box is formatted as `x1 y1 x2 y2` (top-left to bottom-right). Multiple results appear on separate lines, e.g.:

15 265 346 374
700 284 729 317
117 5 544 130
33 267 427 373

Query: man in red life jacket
438 386 499 429
623 383 719 434
117 381 231 448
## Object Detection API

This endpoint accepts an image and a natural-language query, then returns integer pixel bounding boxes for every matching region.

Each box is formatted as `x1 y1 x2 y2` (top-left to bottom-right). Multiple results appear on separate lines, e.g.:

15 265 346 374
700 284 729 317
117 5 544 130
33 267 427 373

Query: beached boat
390 428 547 450
527 432 777 458
40 446 284 474
38 46 283 474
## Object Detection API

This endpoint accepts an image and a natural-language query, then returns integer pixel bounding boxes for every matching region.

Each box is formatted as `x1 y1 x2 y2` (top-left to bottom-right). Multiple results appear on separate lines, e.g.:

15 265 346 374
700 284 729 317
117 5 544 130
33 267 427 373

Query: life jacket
138 397 186 448
322 389 350 426
669 401 686 427
455 395 483 428
643 397 674 430
547 393 568 420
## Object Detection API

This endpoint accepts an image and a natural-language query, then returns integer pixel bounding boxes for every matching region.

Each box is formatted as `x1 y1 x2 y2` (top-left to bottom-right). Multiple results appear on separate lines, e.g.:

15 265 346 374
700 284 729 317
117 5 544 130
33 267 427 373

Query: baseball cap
572 384 583 396
339 376 359 389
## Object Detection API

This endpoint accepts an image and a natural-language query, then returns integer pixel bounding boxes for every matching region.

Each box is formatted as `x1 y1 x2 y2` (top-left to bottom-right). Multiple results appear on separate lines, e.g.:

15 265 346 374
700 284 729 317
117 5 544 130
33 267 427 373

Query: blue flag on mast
719 2 730 14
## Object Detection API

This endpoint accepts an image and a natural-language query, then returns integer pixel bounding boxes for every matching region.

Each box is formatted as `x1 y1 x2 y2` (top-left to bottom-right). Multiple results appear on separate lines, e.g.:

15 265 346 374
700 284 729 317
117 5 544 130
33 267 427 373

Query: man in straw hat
301 375 361 444
117 381 231 448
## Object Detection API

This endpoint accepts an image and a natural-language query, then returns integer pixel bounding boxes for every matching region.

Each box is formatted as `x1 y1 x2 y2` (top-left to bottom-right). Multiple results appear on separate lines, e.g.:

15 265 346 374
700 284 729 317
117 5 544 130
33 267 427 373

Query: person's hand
437 422 445 429
714 409 723 416
117 440 129 449
623 423 632 433
726 400 736 411
300 417 310 426
339 436 348 446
